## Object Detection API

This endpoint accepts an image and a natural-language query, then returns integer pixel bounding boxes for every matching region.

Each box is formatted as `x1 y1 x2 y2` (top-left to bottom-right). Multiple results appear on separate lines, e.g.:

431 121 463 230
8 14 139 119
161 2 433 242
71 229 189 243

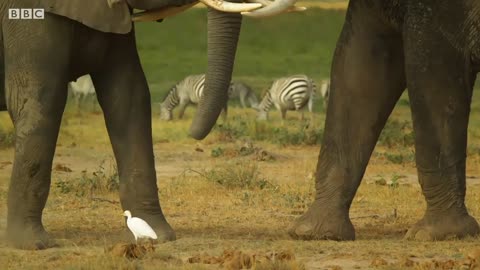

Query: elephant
196 0 479 243
285 0 480 241
0 0 297 249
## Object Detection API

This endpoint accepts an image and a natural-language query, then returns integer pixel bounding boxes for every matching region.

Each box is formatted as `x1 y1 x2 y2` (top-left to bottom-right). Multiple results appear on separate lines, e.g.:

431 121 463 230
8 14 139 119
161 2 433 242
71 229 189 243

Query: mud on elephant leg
403 25 480 241
91 31 175 243
289 4 406 240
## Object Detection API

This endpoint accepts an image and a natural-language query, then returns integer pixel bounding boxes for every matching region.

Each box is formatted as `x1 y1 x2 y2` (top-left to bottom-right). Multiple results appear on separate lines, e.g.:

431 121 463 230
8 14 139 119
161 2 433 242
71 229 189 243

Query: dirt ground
0 108 480 270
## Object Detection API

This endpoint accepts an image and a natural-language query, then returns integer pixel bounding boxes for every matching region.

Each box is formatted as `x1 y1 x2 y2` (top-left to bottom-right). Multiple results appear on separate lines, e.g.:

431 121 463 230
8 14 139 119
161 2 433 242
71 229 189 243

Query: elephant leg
403 26 480 241
90 31 175 242
4 15 71 249
289 4 406 240
0 31 5 111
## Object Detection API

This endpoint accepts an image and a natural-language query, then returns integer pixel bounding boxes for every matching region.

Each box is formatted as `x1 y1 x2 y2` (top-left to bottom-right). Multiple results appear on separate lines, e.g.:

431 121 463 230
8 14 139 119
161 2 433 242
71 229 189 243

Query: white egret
123 210 158 243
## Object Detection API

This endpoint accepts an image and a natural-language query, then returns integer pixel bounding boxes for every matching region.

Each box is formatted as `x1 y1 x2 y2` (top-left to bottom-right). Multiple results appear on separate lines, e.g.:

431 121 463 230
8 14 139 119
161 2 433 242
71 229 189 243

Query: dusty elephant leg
3 15 71 249
91 31 175 242
0 29 5 111
403 21 480 241
289 3 406 240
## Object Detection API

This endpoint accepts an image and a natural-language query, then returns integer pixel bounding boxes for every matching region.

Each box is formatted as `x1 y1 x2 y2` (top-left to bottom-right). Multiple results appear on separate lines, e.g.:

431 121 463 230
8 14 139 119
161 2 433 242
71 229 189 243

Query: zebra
159 74 228 121
159 74 259 120
256 74 316 121
319 78 330 110
68 74 97 110
228 81 259 109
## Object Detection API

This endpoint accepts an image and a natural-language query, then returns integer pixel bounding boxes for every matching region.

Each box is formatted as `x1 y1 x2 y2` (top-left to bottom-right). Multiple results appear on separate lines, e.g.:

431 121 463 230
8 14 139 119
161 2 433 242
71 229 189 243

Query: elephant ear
38 0 132 34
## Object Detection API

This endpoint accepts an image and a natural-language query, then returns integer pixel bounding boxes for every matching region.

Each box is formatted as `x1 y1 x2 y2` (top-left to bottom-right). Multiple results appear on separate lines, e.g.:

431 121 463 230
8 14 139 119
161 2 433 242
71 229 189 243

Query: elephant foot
288 200 355 241
405 212 480 241
6 223 57 250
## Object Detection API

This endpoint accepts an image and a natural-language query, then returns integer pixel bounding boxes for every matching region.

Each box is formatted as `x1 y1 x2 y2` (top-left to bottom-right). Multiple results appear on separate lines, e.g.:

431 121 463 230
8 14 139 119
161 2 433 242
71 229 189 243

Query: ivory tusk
199 0 262 13
132 2 199 22
241 0 301 17
246 0 306 15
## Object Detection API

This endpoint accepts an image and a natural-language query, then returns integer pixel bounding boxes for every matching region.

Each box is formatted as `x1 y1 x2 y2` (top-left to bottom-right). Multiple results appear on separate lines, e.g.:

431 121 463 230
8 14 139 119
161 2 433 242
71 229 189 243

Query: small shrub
192 161 275 190
213 122 247 142
378 119 414 148
281 190 311 209
77 162 119 196
255 121 323 146
54 160 119 197
397 98 410 106
55 180 73 194
389 174 401 189
211 147 224 157
384 153 404 164
0 127 14 148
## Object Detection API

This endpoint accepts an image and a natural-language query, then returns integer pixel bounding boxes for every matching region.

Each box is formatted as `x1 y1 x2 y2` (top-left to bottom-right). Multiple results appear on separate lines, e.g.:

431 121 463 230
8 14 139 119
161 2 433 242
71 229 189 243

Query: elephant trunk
189 7 242 140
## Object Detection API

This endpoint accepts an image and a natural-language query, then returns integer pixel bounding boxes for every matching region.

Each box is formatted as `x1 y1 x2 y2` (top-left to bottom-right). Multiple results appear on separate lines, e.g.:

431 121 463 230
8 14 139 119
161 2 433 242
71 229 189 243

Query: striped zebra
319 78 330 110
159 74 258 120
256 74 316 121
228 81 259 109
159 74 228 121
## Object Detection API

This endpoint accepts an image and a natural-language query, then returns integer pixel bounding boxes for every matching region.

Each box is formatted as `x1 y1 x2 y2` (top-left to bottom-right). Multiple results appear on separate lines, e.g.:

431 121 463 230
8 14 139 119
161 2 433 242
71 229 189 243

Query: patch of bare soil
106 242 156 259
188 249 303 270
1 125 480 270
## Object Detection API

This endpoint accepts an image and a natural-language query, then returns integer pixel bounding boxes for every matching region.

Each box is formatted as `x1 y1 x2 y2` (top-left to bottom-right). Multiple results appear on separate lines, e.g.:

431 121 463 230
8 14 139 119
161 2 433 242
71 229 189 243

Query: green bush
0 126 14 148
378 119 415 148
194 161 275 190
54 161 119 197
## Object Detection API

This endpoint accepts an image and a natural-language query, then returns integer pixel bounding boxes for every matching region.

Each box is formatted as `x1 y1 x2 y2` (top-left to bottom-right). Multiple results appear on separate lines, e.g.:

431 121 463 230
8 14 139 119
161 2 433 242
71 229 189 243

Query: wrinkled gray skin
288 0 480 241
0 0 241 249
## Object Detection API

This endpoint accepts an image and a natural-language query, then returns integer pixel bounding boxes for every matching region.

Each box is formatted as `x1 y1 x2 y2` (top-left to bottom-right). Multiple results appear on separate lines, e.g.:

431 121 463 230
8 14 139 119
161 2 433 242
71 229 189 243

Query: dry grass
1 105 480 269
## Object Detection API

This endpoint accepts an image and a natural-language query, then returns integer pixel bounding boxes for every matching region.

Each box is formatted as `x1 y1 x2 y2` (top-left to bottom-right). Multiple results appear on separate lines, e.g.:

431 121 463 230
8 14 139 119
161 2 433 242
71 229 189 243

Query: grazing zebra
228 81 259 109
159 74 228 121
319 78 330 110
159 74 258 120
256 74 316 121
68 74 97 110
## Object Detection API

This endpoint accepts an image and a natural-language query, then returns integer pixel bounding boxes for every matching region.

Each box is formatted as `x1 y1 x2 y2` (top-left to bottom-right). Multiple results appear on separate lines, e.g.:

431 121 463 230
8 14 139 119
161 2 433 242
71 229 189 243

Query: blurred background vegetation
3 1 480 151
135 5 345 102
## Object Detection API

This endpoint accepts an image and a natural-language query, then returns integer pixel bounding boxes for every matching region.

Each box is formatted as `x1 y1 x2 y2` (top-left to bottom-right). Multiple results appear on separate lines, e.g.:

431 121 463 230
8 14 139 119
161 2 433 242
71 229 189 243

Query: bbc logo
8 8 45 20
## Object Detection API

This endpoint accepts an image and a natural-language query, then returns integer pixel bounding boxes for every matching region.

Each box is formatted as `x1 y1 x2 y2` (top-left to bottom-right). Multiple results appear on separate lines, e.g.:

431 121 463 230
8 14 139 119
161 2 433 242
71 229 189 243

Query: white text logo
8 9 45 20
